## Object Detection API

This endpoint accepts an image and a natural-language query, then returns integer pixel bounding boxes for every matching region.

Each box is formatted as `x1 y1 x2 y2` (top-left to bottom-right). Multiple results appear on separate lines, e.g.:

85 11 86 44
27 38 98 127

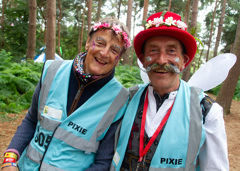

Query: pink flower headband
146 16 187 30
91 22 131 49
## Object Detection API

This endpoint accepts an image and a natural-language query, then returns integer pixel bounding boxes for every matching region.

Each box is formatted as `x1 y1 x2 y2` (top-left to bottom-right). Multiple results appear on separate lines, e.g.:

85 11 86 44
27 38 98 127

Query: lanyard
138 90 174 163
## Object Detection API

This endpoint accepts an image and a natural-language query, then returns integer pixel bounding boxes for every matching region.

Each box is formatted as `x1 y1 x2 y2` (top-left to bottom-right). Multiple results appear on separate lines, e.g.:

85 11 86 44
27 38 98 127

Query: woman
2 16 131 171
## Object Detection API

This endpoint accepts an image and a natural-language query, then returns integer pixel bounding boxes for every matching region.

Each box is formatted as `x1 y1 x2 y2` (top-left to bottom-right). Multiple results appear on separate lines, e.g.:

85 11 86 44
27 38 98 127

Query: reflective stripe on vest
149 87 202 171
24 87 128 167
25 144 43 164
38 60 63 131
111 81 205 171
19 60 129 170
40 162 66 171
53 87 129 153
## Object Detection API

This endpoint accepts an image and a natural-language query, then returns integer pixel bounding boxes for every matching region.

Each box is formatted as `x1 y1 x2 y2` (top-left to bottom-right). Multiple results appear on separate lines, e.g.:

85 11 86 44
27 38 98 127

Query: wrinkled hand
1 166 18 171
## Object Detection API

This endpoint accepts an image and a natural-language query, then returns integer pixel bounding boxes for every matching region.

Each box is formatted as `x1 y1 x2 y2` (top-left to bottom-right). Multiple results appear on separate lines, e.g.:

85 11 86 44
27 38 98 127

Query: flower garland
91 22 131 49
145 16 187 30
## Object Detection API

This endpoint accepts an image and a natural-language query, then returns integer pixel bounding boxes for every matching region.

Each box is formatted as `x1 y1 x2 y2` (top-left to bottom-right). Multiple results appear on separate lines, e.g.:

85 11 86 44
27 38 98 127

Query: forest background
0 0 240 116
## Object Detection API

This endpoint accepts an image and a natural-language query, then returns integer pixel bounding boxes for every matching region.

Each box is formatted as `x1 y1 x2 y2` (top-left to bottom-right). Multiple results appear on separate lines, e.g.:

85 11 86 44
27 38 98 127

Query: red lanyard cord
138 90 174 162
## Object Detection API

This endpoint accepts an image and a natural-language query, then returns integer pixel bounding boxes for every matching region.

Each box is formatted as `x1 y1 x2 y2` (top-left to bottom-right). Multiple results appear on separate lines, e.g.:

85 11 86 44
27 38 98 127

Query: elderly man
2 17 131 171
111 11 229 171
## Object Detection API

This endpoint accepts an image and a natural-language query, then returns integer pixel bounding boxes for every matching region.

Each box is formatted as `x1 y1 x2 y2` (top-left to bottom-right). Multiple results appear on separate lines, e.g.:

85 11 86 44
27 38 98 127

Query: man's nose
156 51 168 64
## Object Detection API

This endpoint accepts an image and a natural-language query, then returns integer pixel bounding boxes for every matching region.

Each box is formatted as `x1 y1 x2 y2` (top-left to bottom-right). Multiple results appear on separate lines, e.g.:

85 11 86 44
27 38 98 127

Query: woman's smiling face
84 29 124 75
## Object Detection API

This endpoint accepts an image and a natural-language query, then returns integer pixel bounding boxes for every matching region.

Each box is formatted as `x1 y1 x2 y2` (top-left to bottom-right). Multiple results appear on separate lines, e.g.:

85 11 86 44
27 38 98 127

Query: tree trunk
214 0 227 57
216 14 240 115
182 0 199 82
26 0 37 61
117 0 122 19
44 23 47 44
87 0 92 33
130 2 138 66
122 0 133 65
57 0 62 56
96 0 102 21
197 49 204 69
168 0 172 11
206 0 219 62
46 0 56 60
1 0 5 48
184 0 191 24
78 8 85 53
142 0 149 28
38 4 47 44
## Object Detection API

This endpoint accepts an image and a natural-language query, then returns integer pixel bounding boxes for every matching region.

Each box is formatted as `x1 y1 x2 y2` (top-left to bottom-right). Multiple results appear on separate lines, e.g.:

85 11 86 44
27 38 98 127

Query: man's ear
85 37 90 51
183 54 190 66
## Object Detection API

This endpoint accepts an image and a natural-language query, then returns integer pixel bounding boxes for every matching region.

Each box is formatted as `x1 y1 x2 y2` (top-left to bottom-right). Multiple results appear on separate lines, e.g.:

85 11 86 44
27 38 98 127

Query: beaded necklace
74 52 92 82
74 52 105 83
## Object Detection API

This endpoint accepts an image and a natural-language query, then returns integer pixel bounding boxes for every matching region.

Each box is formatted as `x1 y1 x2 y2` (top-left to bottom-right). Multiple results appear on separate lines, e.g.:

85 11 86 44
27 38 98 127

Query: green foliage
0 50 43 114
115 65 144 88
2 0 29 61
221 3 239 53
207 79 240 101
1 48 240 116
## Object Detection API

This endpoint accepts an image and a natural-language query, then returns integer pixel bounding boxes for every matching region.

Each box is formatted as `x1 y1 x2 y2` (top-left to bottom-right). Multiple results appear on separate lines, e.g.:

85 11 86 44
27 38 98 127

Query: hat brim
134 26 197 66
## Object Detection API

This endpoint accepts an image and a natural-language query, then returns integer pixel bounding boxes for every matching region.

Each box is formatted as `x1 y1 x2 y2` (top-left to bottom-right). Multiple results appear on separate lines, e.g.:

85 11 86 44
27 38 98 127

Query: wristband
1 162 17 169
4 152 18 160
3 157 16 163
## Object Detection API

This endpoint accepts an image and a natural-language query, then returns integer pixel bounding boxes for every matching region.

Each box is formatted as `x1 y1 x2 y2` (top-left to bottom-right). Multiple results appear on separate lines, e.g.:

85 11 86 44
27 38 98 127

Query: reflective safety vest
111 80 206 171
18 60 129 171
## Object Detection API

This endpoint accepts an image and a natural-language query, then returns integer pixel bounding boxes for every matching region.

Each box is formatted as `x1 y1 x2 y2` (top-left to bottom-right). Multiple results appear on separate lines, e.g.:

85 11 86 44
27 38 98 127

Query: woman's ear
115 59 119 66
85 37 90 51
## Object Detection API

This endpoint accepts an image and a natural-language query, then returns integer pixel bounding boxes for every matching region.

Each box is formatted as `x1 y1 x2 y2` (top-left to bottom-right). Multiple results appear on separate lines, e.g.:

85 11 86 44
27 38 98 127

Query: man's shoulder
201 95 216 124
128 84 149 100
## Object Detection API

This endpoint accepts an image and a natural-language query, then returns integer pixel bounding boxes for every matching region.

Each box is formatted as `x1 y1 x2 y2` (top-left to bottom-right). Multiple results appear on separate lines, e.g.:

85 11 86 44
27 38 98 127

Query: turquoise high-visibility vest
18 60 129 171
111 80 206 171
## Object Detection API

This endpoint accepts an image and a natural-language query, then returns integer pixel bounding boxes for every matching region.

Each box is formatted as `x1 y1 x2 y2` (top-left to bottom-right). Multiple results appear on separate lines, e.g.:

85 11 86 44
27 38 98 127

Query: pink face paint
115 55 120 61
91 40 96 50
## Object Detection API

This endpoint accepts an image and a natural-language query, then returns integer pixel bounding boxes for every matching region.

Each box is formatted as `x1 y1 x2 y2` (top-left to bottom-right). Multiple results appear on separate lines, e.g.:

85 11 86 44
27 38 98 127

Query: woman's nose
100 47 109 58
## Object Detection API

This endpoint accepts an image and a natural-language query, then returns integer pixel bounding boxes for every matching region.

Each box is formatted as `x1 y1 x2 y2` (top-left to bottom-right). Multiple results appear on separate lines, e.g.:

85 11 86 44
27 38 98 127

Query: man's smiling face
142 36 189 96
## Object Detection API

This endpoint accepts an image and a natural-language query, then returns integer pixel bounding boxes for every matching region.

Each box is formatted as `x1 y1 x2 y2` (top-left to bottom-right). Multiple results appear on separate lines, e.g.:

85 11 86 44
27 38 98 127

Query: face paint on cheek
146 56 152 62
115 55 120 61
91 41 96 50
174 57 180 63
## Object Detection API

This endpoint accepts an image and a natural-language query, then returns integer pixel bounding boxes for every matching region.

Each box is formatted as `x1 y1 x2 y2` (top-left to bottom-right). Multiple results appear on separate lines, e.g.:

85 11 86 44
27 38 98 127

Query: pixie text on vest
68 121 88 135
160 158 183 165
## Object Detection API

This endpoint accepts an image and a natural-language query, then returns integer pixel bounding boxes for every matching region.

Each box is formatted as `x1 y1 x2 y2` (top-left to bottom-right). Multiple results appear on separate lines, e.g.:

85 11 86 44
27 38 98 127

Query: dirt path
1 96 240 170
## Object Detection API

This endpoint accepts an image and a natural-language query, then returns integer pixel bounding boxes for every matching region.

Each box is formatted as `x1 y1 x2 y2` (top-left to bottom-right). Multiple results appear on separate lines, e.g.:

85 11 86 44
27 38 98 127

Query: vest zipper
68 84 84 115
39 126 59 170
68 68 84 116
68 72 111 116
